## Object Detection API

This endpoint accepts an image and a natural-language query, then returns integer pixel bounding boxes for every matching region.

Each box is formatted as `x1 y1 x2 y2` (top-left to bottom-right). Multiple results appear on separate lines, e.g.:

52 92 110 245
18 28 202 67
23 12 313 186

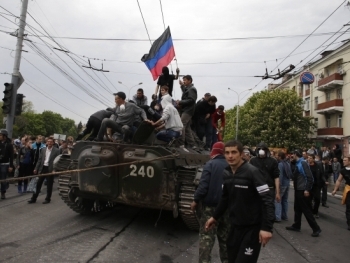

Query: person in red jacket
211 105 225 146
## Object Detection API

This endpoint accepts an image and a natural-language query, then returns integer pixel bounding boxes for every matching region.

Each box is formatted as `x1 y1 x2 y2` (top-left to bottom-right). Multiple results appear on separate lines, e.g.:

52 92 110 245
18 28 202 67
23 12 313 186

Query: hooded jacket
213 162 275 232
249 142 279 188
160 95 183 132
91 109 114 121
194 155 228 206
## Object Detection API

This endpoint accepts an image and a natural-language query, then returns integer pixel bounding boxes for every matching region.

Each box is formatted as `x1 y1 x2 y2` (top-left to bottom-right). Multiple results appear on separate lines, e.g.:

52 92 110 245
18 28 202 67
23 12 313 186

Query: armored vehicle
54 125 210 230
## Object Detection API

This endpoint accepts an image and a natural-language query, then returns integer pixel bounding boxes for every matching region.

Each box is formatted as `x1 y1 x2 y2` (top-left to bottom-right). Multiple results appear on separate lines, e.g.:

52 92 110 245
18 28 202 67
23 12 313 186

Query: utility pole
5 0 29 138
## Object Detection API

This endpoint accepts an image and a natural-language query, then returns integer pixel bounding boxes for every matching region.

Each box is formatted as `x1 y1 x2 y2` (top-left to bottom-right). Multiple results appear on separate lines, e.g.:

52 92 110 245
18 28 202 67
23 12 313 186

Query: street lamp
117 81 143 100
228 87 252 140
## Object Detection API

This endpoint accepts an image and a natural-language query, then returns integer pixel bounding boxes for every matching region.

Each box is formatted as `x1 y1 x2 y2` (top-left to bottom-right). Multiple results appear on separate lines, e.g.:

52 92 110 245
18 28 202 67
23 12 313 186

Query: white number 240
129 165 155 178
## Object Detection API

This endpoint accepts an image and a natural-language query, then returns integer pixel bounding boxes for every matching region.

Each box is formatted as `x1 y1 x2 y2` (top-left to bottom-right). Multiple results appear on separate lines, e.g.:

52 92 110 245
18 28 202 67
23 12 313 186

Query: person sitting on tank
148 94 183 142
132 88 148 106
94 92 148 142
76 108 114 141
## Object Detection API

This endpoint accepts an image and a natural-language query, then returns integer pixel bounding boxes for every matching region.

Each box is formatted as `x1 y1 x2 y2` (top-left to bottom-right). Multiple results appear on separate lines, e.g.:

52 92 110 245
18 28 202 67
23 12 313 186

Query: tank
54 124 210 230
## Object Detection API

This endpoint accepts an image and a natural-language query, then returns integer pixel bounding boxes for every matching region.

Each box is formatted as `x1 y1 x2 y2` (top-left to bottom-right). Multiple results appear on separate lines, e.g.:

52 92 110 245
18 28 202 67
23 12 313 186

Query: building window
304 98 310 111
315 118 318 128
338 114 342 127
337 88 342 99
304 84 310 91
325 91 331 101
326 116 331 128
314 96 318 110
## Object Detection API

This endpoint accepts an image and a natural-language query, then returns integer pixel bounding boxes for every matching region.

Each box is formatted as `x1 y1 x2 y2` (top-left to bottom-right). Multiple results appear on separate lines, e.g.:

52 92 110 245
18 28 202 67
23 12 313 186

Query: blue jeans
156 129 181 142
333 172 339 183
0 164 9 194
275 185 289 221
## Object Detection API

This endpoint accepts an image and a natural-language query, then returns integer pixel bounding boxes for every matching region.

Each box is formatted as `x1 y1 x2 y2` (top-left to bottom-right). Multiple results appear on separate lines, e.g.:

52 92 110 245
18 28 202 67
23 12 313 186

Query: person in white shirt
28 138 60 204
149 94 183 142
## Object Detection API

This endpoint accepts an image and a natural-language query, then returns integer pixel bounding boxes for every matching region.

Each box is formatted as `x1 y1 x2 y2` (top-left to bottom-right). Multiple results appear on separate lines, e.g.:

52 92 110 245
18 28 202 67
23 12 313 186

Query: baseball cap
210 142 225 159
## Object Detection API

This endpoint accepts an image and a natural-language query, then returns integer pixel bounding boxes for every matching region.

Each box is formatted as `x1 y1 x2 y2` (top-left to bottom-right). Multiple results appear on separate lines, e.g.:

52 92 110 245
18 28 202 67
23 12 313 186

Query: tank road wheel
178 184 200 231
56 154 113 214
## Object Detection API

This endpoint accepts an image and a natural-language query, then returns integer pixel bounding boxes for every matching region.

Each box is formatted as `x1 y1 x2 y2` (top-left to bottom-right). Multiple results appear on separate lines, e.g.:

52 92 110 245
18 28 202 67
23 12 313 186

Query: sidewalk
289 180 343 200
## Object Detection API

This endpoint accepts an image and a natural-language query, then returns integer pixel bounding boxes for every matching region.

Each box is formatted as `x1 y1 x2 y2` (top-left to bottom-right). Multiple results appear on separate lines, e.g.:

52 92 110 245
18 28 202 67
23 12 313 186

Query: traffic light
2 83 14 114
15 94 24 116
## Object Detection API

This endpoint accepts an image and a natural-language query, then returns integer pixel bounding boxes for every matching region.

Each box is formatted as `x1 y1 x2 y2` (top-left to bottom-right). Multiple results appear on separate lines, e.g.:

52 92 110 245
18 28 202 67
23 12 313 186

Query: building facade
275 40 350 156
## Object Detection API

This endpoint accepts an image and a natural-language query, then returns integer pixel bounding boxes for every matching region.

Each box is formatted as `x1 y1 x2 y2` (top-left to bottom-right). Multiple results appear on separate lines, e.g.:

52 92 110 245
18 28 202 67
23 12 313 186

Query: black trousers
77 116 101 140
293 190 320 231
321 183 328 204
18 163 33 186
310 185 321 214
346 192 350 227
32 166 53 201
226 224 261 263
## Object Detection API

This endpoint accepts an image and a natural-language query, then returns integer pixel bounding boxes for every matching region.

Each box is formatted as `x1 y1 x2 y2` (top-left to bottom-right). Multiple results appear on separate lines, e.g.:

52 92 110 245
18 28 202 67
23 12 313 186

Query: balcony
317 73 344 91
317 127 343 139
315 99 344 114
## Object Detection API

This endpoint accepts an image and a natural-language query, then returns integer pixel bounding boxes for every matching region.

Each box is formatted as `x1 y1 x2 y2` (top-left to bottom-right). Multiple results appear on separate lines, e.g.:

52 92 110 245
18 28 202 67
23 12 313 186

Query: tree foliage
0 100 80 138
224 89 315 150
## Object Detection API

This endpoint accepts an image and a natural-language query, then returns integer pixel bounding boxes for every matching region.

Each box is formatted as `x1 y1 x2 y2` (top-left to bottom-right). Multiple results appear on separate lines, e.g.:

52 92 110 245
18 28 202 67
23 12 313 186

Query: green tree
225 89 314 150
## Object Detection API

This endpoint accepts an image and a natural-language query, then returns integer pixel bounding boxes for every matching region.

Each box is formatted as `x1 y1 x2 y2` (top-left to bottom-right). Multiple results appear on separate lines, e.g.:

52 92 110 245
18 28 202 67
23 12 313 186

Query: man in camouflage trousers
191 142 230 263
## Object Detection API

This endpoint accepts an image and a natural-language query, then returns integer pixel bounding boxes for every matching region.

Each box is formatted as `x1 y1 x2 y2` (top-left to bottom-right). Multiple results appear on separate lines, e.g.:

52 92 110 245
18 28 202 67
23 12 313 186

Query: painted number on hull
129 165 155 178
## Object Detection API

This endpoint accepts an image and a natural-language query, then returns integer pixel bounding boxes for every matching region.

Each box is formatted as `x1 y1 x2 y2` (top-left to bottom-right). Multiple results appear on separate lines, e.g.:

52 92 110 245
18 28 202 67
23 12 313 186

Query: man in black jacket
192 96 217 141
191 142 229 263
0 129 14 199
286 150 321 237
206 140 274 263
177 75 197 148
320 157 331 207
307 154 325 218
250 142 280 220
76 108 114 141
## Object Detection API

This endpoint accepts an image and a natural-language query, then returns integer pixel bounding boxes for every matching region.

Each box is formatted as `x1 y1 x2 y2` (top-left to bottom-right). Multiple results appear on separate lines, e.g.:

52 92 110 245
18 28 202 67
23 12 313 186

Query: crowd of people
191 141 350 263
0 131 75 200
78 67 225 150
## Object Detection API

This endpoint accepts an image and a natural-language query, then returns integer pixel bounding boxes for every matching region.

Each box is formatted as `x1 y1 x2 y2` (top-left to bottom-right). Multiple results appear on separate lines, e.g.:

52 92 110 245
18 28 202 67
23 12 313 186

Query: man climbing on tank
76 108 114 141
94 92 147 143
148 94 183 143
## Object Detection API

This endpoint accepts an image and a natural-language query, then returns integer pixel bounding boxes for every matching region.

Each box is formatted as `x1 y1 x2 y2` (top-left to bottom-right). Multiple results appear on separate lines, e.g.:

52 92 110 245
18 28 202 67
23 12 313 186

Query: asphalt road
0 183 348 263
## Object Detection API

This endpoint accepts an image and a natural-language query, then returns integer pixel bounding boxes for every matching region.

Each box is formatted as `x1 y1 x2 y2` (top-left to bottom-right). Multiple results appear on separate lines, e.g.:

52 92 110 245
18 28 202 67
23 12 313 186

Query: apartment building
274 39 350 156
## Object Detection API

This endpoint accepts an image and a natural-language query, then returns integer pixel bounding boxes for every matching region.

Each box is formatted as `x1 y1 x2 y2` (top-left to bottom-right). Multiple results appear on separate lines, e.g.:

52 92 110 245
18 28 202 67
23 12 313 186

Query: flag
141 27 175 80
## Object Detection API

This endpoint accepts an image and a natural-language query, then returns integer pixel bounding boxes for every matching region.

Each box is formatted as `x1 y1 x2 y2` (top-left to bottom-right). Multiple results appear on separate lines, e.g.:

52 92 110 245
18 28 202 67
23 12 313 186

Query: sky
0 0 349 124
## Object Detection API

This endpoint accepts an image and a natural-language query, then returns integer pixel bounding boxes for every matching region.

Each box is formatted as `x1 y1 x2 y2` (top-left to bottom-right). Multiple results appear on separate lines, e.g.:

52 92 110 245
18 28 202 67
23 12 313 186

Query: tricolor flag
141 27 175 80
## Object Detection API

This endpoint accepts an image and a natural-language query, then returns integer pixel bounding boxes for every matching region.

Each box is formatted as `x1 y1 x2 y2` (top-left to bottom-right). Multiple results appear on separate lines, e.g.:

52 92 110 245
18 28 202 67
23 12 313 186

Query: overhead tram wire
25 81 88 120
22 39 343 66
22 56 100 110
26 12 114 101
0 6 113 104
136 0 152 45
296 23 350 68
26 39 111 106
240 1 347 102
0 7 112 105
243 24 350 102
16 31 350 41
268 0 347 75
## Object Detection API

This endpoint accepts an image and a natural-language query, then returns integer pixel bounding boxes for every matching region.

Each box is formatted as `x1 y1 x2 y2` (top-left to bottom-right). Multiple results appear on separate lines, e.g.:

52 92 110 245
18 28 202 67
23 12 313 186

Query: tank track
178 168 200 231
56 156 95 215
